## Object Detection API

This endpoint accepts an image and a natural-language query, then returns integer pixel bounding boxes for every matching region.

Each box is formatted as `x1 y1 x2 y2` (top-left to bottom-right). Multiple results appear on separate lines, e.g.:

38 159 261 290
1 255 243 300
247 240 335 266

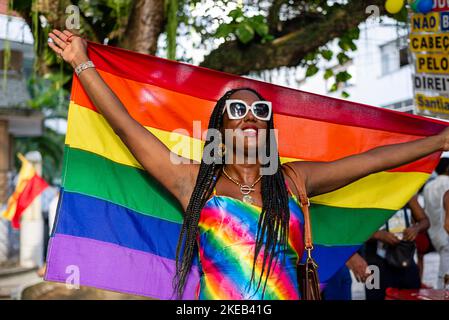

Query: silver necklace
222 167 262 204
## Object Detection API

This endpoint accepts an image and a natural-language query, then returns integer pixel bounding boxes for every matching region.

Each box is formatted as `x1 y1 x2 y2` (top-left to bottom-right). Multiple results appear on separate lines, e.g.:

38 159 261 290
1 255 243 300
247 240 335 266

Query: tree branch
200 0 386 74
267 0 287 33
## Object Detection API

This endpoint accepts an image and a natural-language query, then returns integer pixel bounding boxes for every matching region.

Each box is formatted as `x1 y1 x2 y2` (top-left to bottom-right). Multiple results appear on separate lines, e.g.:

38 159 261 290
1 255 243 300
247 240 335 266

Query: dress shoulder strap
212 174 218 196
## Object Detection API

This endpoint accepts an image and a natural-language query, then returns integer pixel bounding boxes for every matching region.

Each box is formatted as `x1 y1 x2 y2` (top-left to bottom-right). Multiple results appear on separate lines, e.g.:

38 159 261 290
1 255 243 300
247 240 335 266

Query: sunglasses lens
229 102 247 118
253 102 270 119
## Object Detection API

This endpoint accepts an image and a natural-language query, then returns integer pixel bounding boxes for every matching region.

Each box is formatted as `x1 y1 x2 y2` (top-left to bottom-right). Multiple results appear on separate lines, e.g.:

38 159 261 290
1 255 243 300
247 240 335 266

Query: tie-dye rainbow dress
197 186 305 300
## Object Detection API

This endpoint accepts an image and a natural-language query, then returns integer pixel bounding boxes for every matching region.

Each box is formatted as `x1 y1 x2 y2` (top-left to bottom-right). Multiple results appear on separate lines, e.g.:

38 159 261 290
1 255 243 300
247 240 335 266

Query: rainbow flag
45 41 445 299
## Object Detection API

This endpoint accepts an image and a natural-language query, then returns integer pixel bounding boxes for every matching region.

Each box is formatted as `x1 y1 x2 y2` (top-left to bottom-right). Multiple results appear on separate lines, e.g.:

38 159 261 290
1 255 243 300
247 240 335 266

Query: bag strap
283 163 313 251
403 207 411 228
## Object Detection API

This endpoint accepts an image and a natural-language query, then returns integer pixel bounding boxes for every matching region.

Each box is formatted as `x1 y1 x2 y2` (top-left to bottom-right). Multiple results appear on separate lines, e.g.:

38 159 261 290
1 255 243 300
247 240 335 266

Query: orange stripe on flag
70 72 439 173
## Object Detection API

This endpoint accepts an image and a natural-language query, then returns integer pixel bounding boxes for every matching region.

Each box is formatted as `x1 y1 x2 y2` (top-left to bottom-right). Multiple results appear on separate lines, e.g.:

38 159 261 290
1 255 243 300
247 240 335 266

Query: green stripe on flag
310 204 394 246
63 146 395 246
63 146 184 224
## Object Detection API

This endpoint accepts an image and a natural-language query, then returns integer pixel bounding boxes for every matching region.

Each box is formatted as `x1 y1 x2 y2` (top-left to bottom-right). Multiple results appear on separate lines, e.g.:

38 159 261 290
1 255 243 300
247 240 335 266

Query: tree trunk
120 0 165 55
201 0 386 74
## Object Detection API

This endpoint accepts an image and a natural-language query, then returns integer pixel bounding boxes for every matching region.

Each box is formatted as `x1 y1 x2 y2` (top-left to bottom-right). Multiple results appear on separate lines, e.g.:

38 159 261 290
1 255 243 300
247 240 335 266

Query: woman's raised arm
287 128 449 197
48 29 198 210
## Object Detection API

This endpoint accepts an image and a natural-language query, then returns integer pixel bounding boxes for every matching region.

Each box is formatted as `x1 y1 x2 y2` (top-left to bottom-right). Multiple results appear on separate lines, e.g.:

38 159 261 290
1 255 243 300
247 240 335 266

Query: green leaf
249 15 269 36
261 34 274 43
341 91 350 98
337 52 350 65
215 23 234 38
251 20 269 37
304 52 317 61
324 69 334 80
338 28 359 51
346 27 360 40
336 71 352 83
235 23 254 44
341 39 357 51
329 83 338 92
229 8 244 20
306 65 319 77
251 15 265 24
338 39 351 51
321 49 333 61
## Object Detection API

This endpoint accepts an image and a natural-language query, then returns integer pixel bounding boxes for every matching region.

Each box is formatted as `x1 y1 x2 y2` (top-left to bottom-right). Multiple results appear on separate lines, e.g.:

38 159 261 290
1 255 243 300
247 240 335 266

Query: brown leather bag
284 164 322 300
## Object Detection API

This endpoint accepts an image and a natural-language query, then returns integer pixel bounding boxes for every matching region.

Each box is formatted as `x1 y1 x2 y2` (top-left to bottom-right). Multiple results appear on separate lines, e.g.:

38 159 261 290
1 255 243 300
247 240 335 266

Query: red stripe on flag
85 41 448 137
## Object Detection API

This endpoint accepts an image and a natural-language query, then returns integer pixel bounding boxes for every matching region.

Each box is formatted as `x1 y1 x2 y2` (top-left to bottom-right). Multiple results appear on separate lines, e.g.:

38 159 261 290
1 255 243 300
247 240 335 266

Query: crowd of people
324 157 449 300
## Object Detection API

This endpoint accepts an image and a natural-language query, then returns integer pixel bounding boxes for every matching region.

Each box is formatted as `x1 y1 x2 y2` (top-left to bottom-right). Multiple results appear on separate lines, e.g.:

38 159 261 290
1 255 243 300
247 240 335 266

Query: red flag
2 154 49 229
11 174 49 229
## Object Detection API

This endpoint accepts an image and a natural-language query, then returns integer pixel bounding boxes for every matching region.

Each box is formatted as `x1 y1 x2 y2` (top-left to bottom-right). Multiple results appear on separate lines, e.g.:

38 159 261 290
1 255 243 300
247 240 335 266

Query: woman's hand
403 225 420 241
346 253 370 283
374 230 400 246
48 29 88 68
46 29 199 210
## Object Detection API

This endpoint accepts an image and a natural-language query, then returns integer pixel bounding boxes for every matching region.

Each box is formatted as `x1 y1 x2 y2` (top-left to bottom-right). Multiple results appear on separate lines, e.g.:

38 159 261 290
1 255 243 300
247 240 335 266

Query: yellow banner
411 13 440 33
416 93 449 114
416 54 449 74
410 34 449 53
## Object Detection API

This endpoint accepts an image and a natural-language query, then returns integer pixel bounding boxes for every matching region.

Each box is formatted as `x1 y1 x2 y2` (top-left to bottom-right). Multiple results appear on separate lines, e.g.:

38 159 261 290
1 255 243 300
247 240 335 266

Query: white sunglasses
223 99 272 121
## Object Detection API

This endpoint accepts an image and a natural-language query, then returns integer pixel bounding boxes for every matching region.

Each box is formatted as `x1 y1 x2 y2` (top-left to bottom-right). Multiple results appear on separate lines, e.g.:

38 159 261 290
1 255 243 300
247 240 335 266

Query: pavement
0 264 152 300
0 266 41 300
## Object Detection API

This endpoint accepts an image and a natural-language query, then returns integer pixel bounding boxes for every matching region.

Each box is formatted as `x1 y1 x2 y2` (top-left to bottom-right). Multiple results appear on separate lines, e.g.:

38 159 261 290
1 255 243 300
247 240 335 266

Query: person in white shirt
440 189 449 288
423 158 449 289
444 191 449 235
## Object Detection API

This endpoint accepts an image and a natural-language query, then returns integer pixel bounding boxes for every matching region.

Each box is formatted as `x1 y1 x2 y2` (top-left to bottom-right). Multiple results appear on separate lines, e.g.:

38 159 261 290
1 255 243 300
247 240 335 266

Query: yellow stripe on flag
66 102 429 210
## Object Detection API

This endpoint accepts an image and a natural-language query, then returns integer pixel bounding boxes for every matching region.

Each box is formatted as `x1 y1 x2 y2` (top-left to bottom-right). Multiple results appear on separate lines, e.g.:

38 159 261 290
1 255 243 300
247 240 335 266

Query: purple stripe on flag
44 234 200 300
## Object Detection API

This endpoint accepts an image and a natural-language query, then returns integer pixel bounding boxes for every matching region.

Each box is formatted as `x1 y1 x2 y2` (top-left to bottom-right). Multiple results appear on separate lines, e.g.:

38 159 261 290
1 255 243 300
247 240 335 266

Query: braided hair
173 88 291 299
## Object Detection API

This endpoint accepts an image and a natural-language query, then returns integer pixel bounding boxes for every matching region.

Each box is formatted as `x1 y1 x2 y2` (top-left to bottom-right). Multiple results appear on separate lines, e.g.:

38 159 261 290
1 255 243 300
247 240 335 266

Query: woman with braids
48 29 449 300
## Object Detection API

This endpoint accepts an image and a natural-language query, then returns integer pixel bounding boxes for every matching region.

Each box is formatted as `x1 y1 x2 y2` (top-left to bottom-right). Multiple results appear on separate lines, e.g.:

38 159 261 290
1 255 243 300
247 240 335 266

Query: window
382 99 414 113
0 49 23 73
399 47 410 68
380 36 409 76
